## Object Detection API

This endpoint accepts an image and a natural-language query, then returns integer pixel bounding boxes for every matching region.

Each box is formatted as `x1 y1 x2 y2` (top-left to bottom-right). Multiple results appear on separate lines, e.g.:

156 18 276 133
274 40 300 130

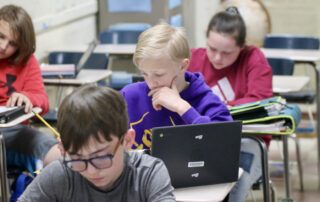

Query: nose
0 40 9 50
213 52 222 62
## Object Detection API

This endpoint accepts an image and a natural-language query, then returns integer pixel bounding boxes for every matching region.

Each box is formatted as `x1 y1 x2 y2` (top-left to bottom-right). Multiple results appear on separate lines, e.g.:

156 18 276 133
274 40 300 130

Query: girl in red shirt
0 5 60 173
189 7 273 202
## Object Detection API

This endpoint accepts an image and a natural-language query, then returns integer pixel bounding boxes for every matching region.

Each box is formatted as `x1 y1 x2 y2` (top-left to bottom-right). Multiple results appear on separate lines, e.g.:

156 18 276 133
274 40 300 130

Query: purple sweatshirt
120 71 232 149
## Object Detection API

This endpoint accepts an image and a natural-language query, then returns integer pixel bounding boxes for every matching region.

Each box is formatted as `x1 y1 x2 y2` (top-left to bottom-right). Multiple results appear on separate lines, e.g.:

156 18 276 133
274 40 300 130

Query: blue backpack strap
10 173 33 202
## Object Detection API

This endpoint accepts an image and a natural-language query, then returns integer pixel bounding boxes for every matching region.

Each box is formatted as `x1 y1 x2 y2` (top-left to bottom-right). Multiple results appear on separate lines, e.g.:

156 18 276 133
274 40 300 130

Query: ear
123 129 135 150
57 138 66 155
180 58 190 72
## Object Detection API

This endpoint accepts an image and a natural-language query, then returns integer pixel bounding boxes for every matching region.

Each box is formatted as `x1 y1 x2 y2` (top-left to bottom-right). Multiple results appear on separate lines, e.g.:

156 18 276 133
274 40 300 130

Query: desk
47 44 136 71
47 44 136 55
273 75 310 93
173 168 243 202
43 69 112 85
262 48 320 191
43 69 112 109
0 107 42 201
0 107 42 128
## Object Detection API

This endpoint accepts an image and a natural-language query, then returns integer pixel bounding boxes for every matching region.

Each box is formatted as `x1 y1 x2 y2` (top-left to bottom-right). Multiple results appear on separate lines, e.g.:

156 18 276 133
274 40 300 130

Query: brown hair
0 5 36 65
57 84 129 154
206 7 246 47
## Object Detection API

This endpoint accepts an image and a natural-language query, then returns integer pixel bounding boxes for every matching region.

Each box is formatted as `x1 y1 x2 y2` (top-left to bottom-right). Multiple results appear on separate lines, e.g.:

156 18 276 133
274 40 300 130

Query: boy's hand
6 92 33 113
148 78 191 115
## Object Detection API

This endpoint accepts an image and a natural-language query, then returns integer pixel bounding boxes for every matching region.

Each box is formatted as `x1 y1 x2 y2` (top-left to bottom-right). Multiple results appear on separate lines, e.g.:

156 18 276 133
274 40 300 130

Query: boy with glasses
19 84 175 202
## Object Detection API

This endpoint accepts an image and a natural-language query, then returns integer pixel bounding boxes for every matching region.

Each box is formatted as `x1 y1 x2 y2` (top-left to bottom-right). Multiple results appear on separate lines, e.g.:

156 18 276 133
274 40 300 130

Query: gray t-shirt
19 150 176 202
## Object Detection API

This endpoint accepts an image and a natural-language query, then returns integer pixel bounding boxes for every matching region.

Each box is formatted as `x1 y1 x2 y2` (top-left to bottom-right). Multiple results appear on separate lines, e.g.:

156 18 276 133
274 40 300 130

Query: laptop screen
75 39 99 76
42 39 99 79
151 121 242 188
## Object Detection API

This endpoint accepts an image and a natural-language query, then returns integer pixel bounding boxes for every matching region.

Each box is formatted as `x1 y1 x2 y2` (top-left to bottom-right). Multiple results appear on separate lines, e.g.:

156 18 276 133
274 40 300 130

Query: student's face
67 134 126 190
206 31 242 70
138 56 188 91
0 20 18 60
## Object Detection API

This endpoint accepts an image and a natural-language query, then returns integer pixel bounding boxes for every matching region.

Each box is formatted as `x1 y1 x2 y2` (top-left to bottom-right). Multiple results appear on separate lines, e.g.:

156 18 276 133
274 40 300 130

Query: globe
220 0 271 47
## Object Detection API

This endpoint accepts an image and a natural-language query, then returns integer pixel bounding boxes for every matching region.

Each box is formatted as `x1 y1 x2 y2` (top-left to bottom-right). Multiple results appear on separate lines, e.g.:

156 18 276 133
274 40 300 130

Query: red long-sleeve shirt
189 46 273 106
0 54 49 115
189 46 273 147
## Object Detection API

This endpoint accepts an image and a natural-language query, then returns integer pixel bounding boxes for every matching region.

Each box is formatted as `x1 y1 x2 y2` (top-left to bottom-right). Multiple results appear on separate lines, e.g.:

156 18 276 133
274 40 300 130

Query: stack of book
40 64 76 78
230 97 301 135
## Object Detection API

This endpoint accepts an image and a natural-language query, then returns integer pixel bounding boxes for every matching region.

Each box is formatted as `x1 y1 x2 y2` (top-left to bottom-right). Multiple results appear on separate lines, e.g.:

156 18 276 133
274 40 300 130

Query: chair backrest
264 34 320 50
48 52 108 70
99 29 143 44
267 57 295 76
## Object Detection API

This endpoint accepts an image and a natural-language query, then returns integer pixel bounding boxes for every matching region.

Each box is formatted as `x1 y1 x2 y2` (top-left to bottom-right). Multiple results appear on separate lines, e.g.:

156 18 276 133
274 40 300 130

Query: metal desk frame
262 48 320 190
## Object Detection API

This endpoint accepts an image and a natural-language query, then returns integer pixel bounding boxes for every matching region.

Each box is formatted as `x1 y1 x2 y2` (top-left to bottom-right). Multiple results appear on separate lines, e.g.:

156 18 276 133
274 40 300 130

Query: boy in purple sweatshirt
120 23 232 150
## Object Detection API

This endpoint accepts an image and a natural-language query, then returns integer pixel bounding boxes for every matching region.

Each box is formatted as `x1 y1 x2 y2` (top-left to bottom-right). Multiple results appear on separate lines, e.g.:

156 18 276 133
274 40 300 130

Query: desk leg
0 134 8 201
243 135 270 202
309 62 320 189
283 135 290 198
107 55 114 71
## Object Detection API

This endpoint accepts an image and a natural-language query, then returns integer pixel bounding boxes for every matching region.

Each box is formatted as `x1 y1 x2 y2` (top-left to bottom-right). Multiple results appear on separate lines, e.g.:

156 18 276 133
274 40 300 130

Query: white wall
0 0 98 62
183 0 220 49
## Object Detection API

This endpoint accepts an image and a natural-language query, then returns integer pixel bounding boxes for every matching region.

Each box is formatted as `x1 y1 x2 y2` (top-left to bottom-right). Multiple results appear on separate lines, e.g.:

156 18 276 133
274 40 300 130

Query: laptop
42 39 99 79
151 121 242 188
0 105 25 124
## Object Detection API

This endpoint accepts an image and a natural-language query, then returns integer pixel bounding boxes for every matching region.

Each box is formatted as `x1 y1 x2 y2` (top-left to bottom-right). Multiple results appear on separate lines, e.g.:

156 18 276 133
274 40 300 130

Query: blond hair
133 23 190 66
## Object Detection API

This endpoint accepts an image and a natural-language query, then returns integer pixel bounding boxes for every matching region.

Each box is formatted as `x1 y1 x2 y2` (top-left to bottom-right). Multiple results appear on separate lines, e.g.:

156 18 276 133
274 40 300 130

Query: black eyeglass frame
63 136 123 172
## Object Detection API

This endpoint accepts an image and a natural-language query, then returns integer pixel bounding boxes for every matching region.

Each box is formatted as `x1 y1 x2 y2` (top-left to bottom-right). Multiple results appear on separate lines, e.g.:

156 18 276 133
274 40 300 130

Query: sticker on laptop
188 161 205 168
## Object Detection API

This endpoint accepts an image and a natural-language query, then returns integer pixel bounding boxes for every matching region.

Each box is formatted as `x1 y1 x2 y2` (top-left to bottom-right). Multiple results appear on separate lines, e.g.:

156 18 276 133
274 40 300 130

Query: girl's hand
6 92 33 113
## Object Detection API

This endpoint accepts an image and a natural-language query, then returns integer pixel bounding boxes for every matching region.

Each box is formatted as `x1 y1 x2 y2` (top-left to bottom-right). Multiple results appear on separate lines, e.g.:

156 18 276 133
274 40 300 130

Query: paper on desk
242 120 287 132
273 87 291 93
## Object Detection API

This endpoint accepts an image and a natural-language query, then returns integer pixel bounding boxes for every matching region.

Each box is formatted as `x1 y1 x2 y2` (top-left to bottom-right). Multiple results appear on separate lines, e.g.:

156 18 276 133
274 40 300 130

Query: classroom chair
264 34 318 102
48 51 109 70
264 34 320 50
0 134 9 201
98 72 144 90
265 35 318 135
108 23 151 31
242 135 274 202
267 57 305 191
99 29 143 44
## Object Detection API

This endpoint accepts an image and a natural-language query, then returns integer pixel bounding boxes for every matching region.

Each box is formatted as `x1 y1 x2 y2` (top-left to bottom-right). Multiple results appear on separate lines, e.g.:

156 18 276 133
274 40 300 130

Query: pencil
32 111 60 138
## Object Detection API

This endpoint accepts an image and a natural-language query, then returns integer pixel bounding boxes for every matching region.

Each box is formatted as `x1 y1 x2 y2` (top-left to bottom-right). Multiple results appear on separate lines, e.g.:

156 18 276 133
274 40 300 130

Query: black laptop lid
151 121 242 188
74 39 99 76
0 105 25 124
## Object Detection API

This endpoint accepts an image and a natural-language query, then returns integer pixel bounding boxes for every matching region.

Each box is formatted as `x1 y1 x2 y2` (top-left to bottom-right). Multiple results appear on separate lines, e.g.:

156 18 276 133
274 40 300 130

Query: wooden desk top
0 107 42 128
273 75 310 93
173 168 243 202
43 69 112 85
261 48 320 62
47 44 136 55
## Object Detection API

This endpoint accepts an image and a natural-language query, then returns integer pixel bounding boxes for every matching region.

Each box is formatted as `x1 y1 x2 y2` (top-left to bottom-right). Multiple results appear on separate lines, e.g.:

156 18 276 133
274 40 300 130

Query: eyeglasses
63 137 123 172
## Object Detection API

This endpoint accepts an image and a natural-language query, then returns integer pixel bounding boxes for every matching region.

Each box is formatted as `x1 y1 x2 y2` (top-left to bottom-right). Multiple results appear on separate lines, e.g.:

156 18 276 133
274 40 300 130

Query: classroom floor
246 135 320 202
